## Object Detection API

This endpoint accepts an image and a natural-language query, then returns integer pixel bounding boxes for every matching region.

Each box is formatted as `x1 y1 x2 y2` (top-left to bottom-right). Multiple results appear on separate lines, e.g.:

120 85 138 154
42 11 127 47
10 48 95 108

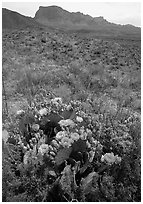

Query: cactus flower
32 124 40 132
59 119 75 127
56 131 67 140
76 116 83 123
38 144 49 155
39 108 47 116
101 152 121 165
61 137 73 148
16 110 25 116
70 132 80 141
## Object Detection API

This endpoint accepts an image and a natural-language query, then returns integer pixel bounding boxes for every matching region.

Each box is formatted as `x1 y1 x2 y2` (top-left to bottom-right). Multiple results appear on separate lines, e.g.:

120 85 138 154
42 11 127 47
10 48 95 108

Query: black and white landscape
2 4 141 202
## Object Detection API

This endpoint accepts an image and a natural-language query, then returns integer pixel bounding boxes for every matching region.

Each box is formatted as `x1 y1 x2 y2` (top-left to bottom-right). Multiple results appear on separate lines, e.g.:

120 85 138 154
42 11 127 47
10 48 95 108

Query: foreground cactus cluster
2 96 140 202
16 97 122 170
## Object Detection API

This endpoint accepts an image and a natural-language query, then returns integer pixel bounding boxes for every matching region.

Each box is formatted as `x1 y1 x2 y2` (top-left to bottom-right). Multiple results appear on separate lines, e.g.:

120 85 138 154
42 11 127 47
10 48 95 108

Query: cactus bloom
38 144 49 155
80 132 88 140
32 124 40 132
16 110 25 116
101 152 121 165
56 131 66 140
39 108 47 116
76 116 83 123
61 137 73 148
59 119 75 127
51 97 62 105
70 132 80 141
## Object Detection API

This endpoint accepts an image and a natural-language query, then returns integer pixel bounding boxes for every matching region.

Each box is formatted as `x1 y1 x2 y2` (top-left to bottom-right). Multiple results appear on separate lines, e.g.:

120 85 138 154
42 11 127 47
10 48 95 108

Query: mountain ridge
2 8 41 29
2 6 141 40
34 6 140 28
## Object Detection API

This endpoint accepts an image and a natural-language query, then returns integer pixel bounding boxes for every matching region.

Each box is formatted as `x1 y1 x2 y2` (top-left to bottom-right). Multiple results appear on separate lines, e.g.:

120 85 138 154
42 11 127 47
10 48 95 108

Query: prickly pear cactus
81 171 99 194
55 147 72 166
15 97 103 171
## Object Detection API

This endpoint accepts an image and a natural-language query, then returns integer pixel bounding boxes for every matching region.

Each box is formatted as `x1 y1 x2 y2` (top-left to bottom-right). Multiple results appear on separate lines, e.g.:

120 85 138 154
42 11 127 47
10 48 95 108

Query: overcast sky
2 2 141 27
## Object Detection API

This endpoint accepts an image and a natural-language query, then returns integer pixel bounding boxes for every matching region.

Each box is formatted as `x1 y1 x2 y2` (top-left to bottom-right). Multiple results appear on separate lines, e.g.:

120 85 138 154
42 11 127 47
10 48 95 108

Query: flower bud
39 108 48 116
51 140 60 149
76 116 83 123
86 140 91 148
89 150 95 162
48 145 54 151
32 124 40 132
50 151 56 157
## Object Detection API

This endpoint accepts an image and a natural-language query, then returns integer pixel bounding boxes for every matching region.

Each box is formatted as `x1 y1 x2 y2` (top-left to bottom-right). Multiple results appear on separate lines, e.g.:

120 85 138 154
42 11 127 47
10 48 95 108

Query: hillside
2 8 41 29
2 6 141 40
34 6 141 39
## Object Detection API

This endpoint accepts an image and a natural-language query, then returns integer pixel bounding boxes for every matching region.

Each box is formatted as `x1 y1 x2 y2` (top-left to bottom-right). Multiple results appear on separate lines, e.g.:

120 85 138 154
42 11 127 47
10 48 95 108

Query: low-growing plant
2 95 141 202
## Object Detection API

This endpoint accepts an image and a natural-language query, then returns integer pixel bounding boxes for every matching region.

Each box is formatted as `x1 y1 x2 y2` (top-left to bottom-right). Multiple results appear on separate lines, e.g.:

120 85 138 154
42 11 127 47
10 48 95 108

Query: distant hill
2 6 141 40
34 6 141 39
2 8 40 29
34 6 113 29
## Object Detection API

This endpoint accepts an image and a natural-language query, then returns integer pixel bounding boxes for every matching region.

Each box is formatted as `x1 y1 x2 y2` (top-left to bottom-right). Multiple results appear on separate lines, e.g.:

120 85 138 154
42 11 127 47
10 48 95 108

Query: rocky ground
2 28 141 120
2 28 141 202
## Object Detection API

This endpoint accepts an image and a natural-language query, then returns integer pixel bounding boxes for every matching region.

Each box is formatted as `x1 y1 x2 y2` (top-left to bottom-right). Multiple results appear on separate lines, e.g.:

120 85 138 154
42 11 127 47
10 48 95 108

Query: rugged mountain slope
34 6 140 39
34 6 93 25
2 6 141 40
2 8 41 29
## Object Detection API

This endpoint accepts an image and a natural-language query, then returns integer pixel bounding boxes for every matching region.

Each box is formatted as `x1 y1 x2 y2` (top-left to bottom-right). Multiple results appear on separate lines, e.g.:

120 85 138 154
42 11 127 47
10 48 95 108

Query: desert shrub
88 76 105 92
73 90 89 102
129 77 141 91
16 66 70 97
105 74 118 88
130 99 141 111
79 69 92 89
17 69 55 93
68 61 82 76
88 64 104 76
52 85 72 103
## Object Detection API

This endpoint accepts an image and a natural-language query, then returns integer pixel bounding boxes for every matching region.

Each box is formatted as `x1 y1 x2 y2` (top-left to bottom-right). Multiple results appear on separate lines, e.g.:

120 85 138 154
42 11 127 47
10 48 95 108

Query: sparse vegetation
2 25 141 202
